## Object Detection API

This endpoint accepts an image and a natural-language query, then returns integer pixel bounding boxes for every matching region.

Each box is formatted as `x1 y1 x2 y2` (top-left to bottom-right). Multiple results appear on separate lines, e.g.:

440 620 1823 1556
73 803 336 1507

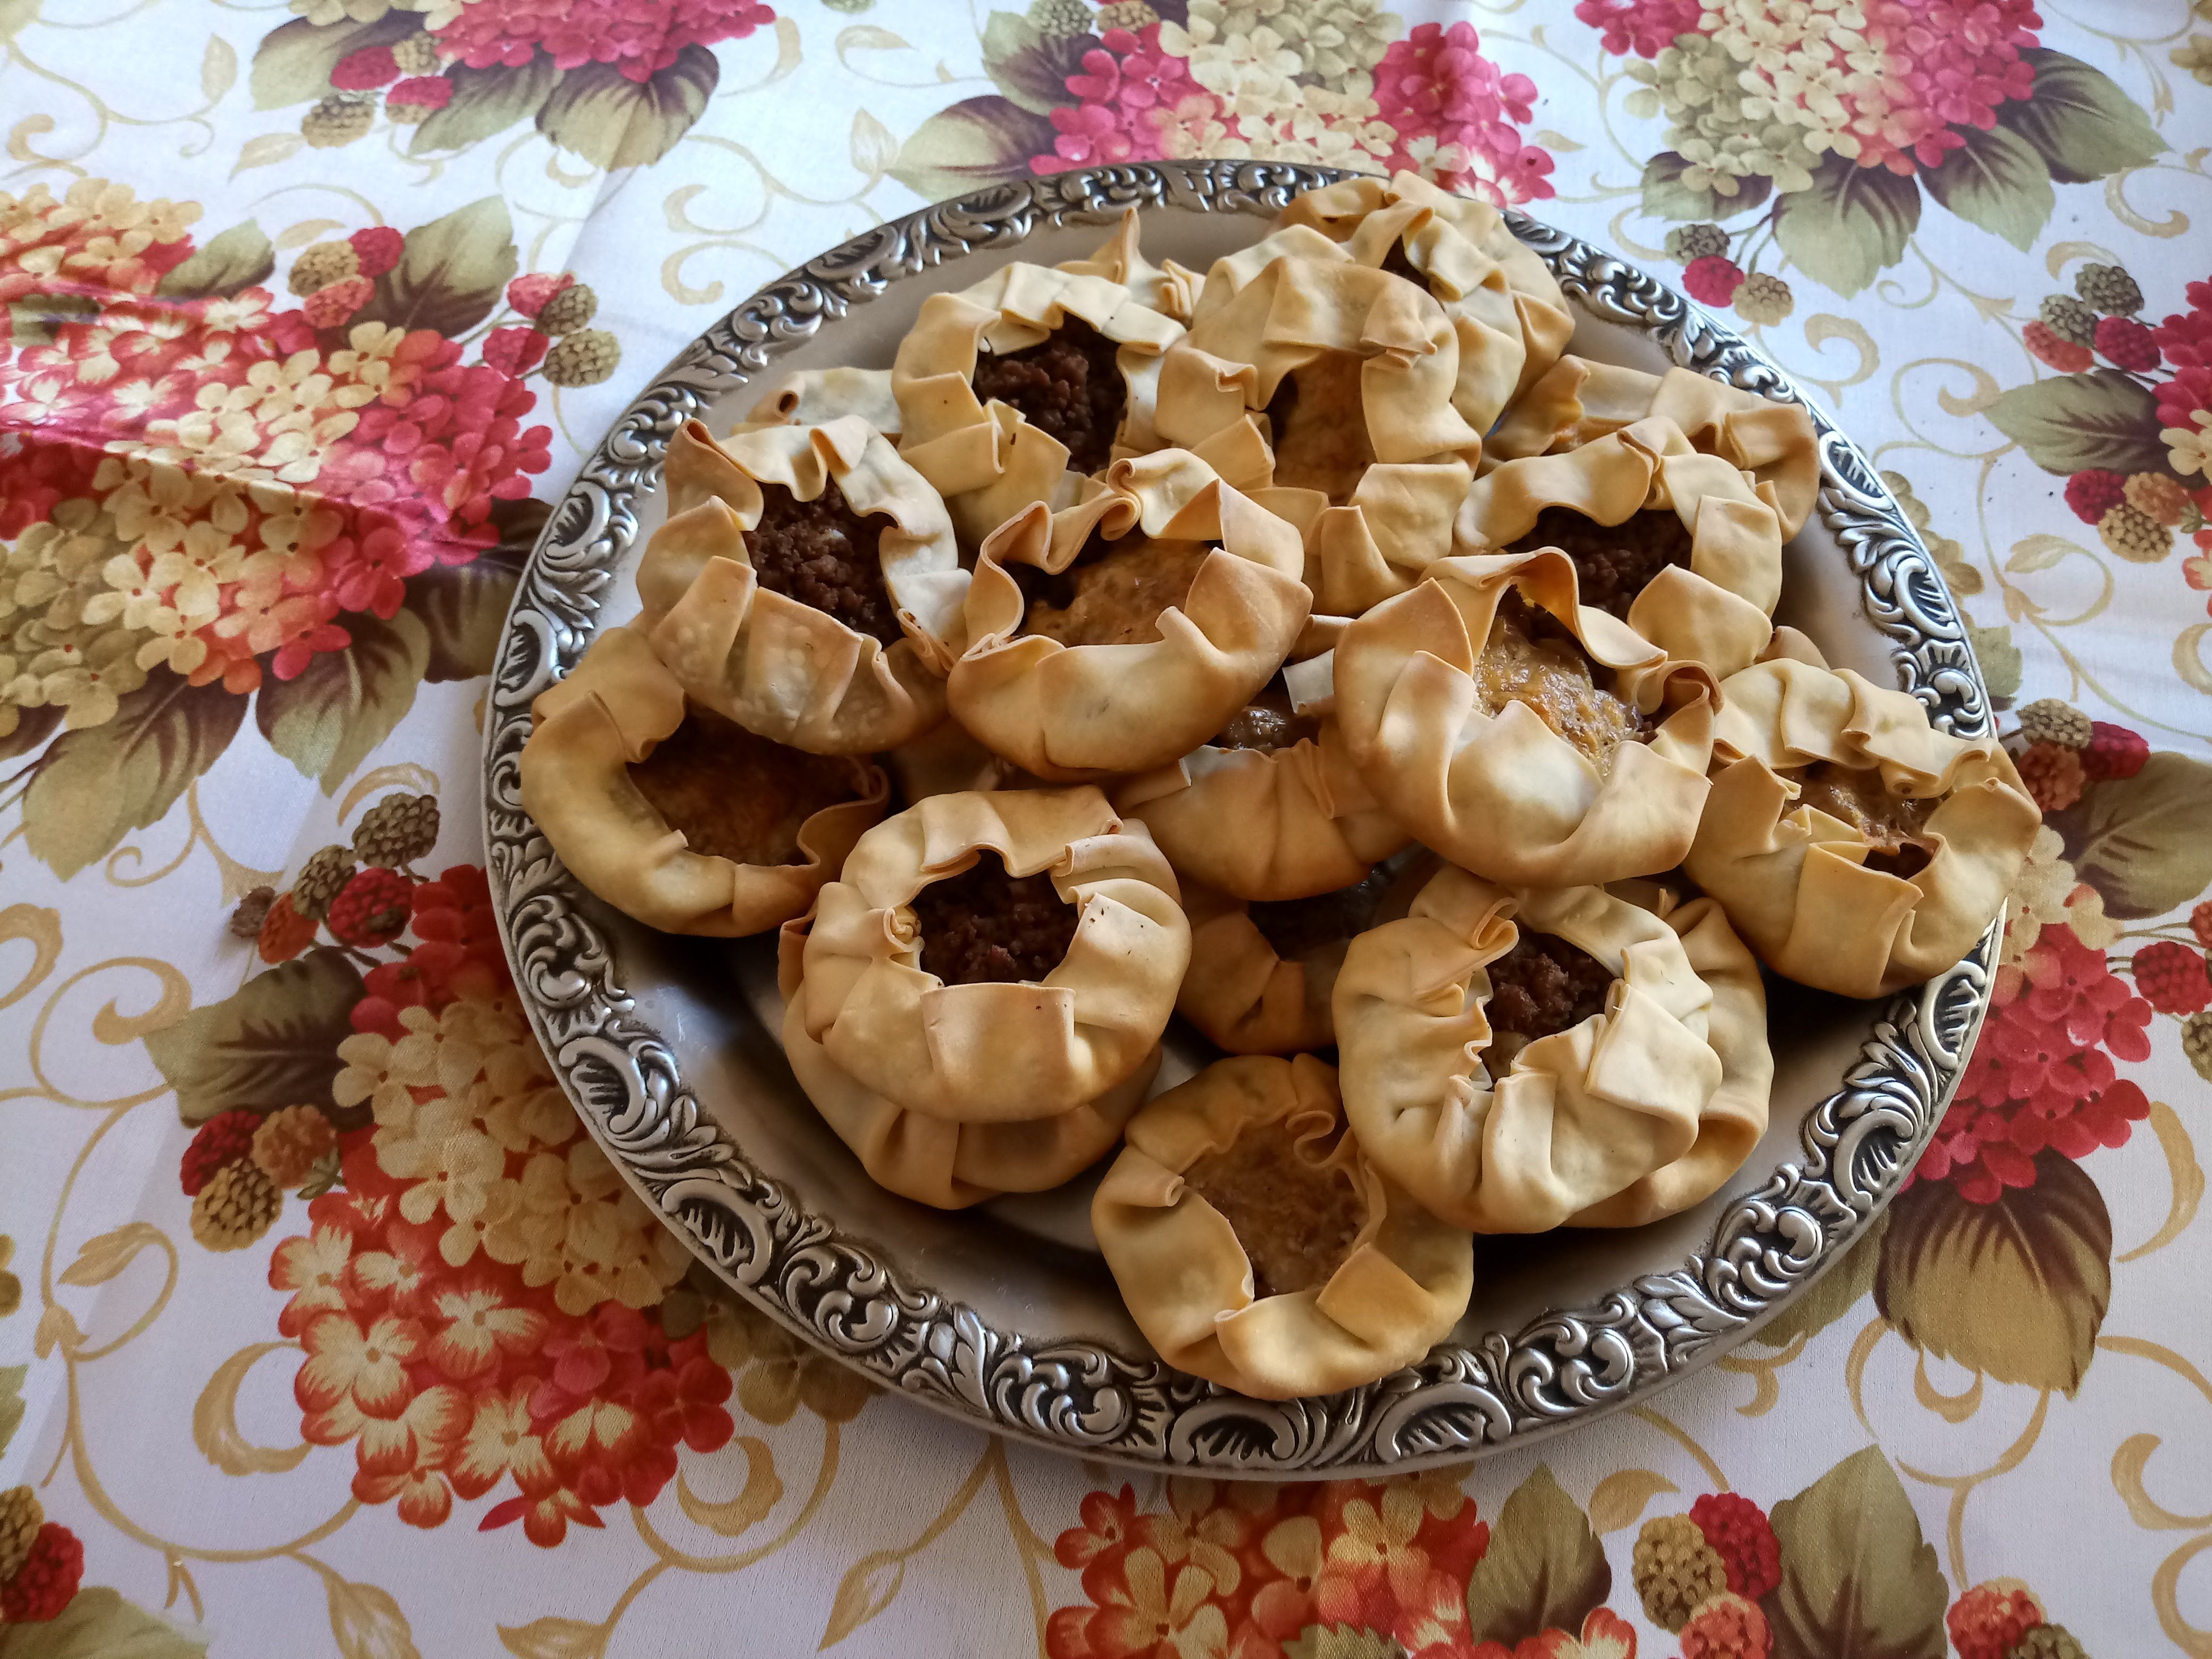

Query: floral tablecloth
3 0 2210 1654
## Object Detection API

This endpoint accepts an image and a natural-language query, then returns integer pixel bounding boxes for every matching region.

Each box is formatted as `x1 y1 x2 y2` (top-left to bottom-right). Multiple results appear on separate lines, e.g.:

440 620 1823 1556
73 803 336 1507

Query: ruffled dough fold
892 261 1186 543
634 418 966 754
520 625 886 937
1687 659 2038 997
946 449 1311 781
1091 1054 1473 1400
1333 550 1717 886
1057 208 1202 324
1487 357 1821 540
790 787 1189 1122
1335 867 1764 1233
1113 717 1410 901
1456 415 1782 677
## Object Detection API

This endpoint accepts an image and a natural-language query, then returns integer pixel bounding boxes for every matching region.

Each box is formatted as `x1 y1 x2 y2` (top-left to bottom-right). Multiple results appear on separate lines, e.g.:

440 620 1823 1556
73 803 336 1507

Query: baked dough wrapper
891 262 1186 546
1687 659 2039 998
634 418 968 755
790 786 1190 1122
1056 209 1202 324
1092 1054 1473 1399
1456 415 1783 679
948 449 1312 781
520 625 887 937
1153 250 1486 618
1114 715 1410 901
1487 357 1821 541
1334 866 1771 1233
1276 171 1575 410
1333 549 1717 887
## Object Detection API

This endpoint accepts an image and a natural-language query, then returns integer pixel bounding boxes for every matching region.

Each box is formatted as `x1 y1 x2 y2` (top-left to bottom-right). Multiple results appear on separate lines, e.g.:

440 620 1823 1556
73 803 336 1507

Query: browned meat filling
1211 678 1320 753
1473 590 1654 770
1263 350 1377 505
1482 929 1615 1070
910 850 1079 985
1787 761 1936 879
747 478 902 646
1182 1127 1368 1300
1504 506 1695 621
1247 863 1397 962
1018 532 1212 648
629 703 865 866
970 317 1126 473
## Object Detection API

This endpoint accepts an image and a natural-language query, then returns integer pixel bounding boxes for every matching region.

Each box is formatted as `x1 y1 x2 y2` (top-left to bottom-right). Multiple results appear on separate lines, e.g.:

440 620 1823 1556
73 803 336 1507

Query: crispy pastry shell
1487 357 1820 540
1333 550 1717 886
1113 716 1410 901
1334 867 1757 1232
892 261 1185 544
635 417 966 754
1057 208 1201 323
1686 659 2039 997
1091 1054 1473 1400
790 787 1189 1122
520 625 886 937
1457 415 1782 677
947 449 1311 781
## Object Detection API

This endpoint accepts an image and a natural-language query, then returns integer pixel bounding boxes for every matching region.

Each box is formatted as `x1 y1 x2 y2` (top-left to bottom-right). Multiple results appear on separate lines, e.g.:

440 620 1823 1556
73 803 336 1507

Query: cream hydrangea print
1578 0 2166 314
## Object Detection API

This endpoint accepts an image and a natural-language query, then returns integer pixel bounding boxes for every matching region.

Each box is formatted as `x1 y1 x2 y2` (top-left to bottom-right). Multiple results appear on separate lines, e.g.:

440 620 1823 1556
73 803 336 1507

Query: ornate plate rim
481 160 1996 1474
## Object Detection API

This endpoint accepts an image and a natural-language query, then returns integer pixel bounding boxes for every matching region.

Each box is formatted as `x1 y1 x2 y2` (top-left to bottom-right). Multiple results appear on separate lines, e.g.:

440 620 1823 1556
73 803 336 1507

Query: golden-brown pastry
744 367 903 435
891 261 1186 545
1113 678 1409 901
1456 416 1783 678
947 449 1311 782
1334 867 1769 1233
1686 658 2038 997
520 625 885 936
1091 1054 1472 1399
1056 208 1202 325
788 786 1189 1124
1276 170 1574 410
1332 550 1716 887
635 418 967 755
1174 860 1425 1055
1486 357 1821 540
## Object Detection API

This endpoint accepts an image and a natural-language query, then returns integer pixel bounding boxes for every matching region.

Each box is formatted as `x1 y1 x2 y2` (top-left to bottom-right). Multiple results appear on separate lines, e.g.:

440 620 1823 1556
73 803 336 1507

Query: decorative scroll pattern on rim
481 161 1997 1472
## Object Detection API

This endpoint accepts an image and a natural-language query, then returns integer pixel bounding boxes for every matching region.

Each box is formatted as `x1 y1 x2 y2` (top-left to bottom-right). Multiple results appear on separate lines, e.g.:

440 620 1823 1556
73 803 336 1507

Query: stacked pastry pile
517 175 2040 1403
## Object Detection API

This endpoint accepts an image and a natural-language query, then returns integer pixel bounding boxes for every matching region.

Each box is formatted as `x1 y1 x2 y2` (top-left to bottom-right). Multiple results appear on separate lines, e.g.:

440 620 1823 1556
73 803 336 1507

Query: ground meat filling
1787 761 1936 879
1211 678 1321 753
628 703 864 866
969 317 1127 473
1247 863 1396 962
1182 1128 1368 1300
1504 506 1694 621
909 850 1079 985
1018 531 1213 648
1473 590 1654 770
1264 350 1377 505
747 479 903 647
1482 930 1615 1071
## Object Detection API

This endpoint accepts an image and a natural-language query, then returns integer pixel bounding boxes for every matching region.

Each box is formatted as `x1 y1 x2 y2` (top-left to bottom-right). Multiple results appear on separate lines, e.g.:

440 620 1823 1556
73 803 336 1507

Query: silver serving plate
483 161 1995 1473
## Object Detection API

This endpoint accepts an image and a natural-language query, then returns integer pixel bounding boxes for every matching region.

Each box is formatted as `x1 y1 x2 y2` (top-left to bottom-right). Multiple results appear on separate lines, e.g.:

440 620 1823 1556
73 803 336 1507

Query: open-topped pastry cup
946 448 1311 782
1456 415 1784 679
787 786 1189 1124
1333 549 1717 887
1276 170 1575 413
1091 1053 1473 1400
1486 357 1821 542
1333 866 1770 1234
891 261 1186 547
634 417 967 756
520 625 887 937
1174 859 1427 1055
1113 676 1410 902
1687 657 2039 998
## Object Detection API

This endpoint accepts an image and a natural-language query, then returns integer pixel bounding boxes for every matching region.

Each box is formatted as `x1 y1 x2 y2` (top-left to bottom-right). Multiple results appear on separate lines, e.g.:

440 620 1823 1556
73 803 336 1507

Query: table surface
3 2 2209 1654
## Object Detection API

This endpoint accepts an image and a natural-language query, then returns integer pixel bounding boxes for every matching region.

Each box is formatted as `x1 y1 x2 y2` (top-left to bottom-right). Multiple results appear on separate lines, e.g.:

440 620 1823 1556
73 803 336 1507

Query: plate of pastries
486 162 2032 1470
